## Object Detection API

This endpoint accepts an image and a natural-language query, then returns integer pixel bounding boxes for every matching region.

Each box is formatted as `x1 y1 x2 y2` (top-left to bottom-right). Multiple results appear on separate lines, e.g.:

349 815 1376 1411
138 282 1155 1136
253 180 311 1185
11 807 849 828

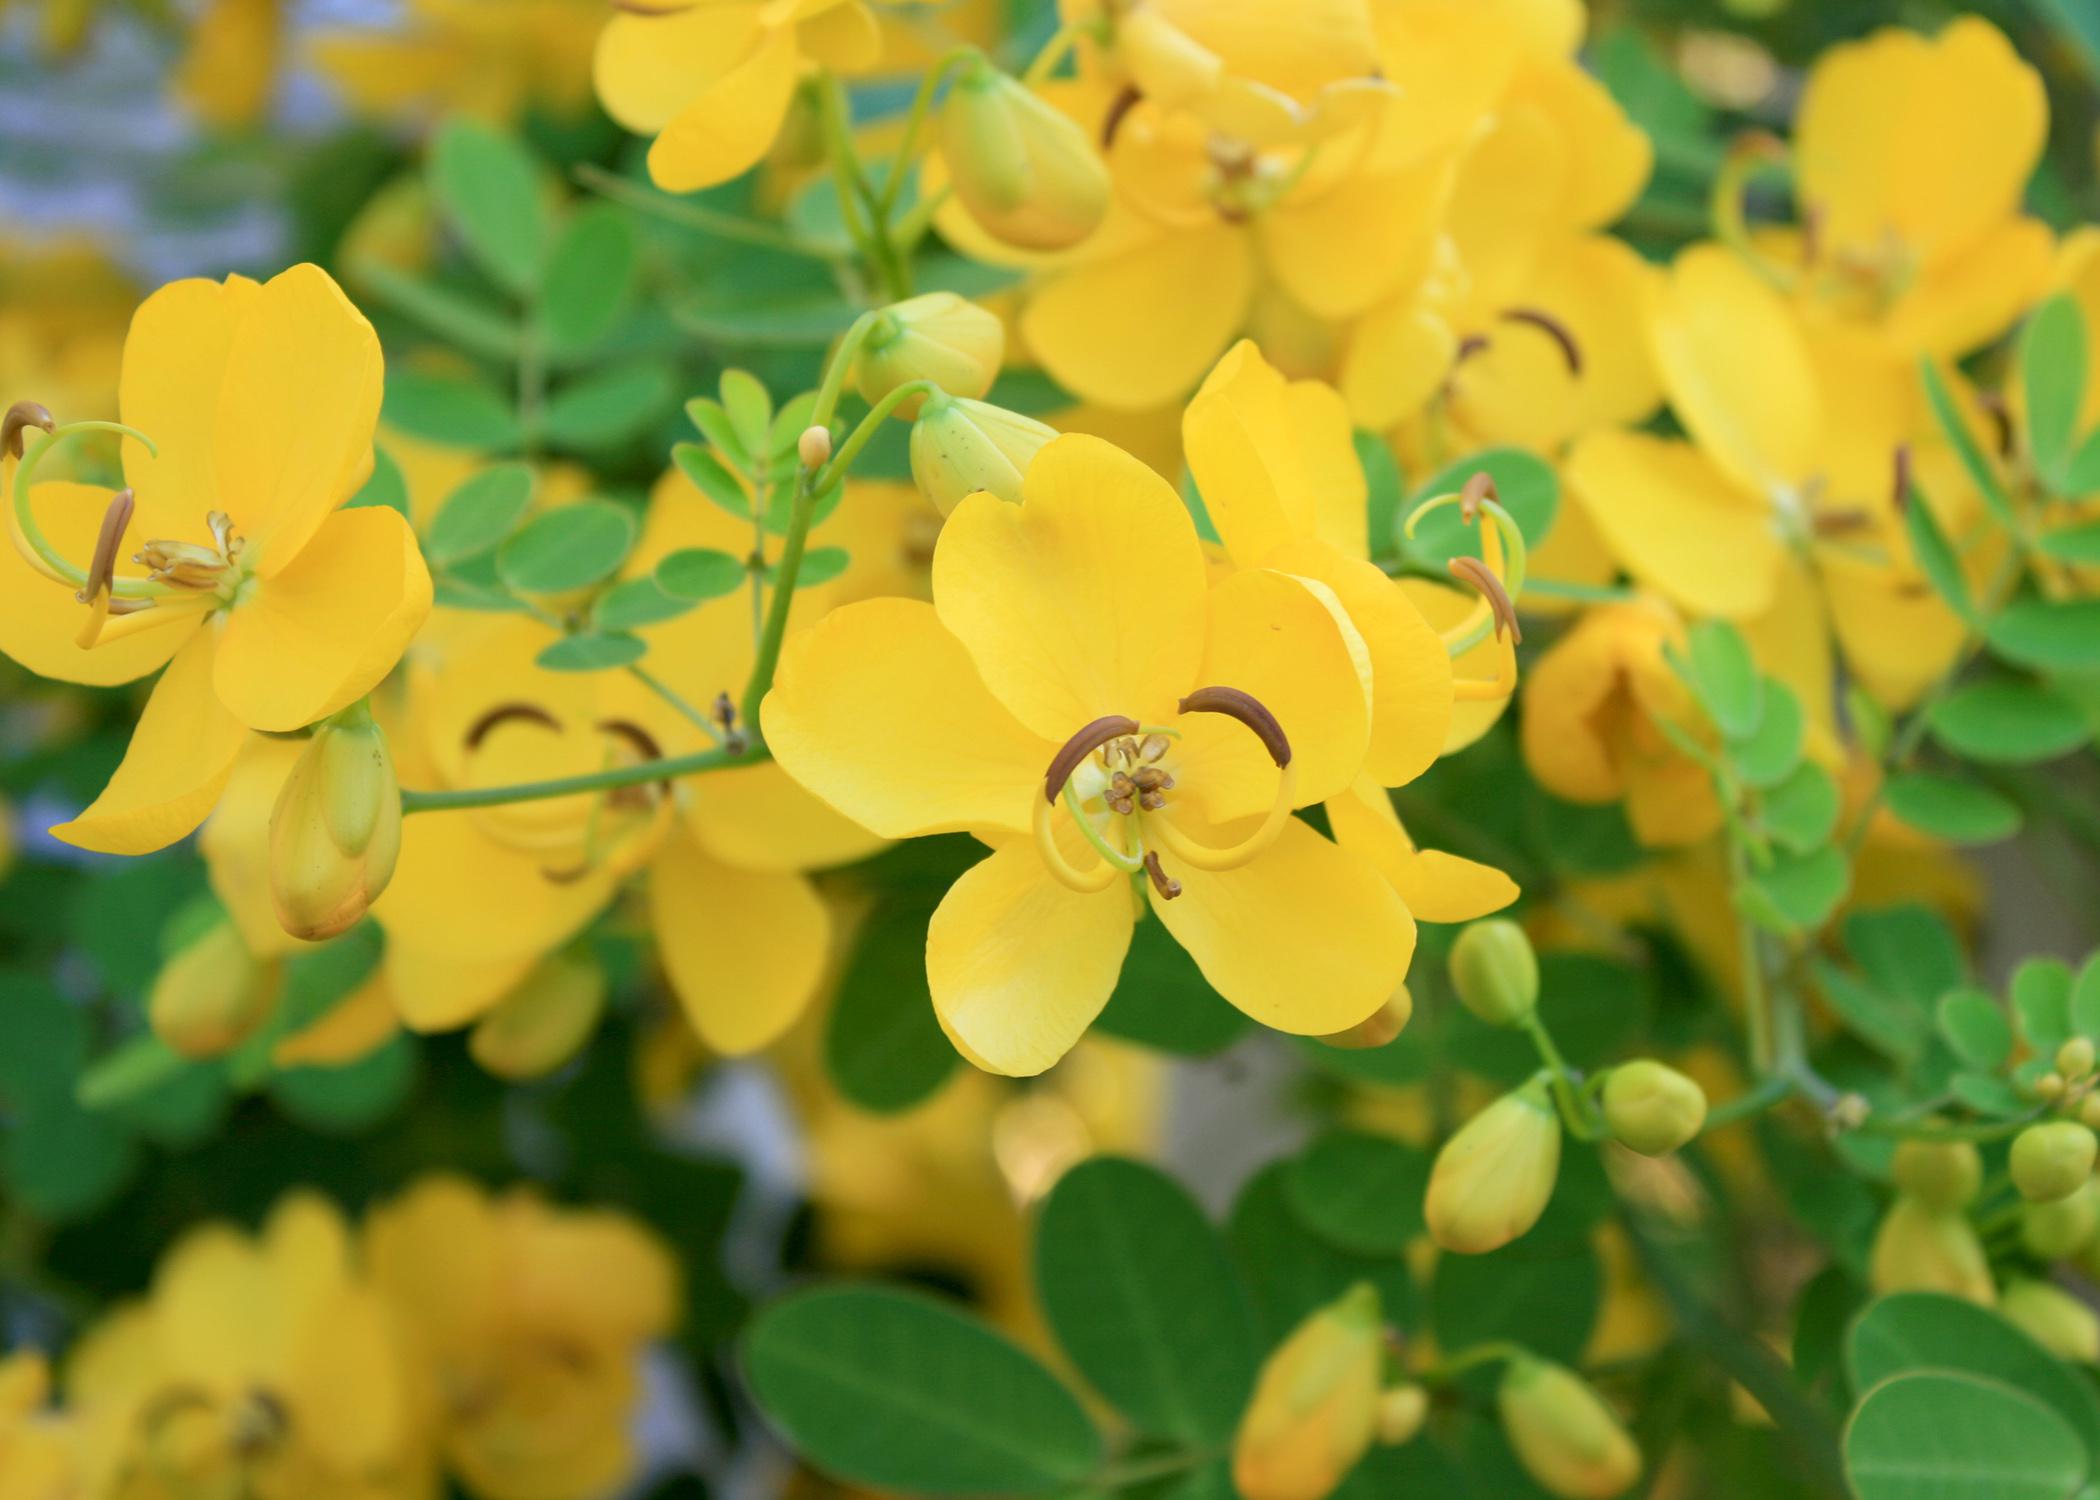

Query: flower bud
908 393 1056 515
148 918 280 1060
2012 1121 2098 1203
938 58 1110 252
468 950 608 1081
1231 1283 1383 1500
1889 1139 1984 1212
1318 987 1412 1050
1600 1061 1707 1157
2082 1095 2100 1132
796 424 831 470
2029 1182 2100 1261
2061 1037 2096 1079
1999 1278 2100 1363
854 293 1004 417
1448 919 1538 1028
1869 1197 1994 1304
1425 1077 1562 1255
1374 1384 1428 1447
268 704 402 942
1496 1357 1641 1500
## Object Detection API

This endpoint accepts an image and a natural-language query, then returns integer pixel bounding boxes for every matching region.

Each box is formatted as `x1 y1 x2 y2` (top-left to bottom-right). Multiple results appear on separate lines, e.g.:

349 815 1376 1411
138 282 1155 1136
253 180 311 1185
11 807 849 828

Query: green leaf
591 578 695 632
1357 430 1405 563
1987 599 2100 673
1850 906 1965 1005
1227 1163 1416 1342
2065 427 2100 497
536 632 647 672
1724 674 1803 787
1761 762 1840 852
1035 1158 1260 1445
1950 1071 2028 1117
1929 679 2092 764
719 369 774 461
1683 620 1762 738
0 971 88 1109
1094 915 1250 1055
1285 1130 1430 1257
2022 294 2088 490
1884 773 2022 845
686 397 755 472
429 116 547 295
541 362 674 451
382 368 520 451
496 501 637 594
1849 1291 2100 1465
347 444 409 515
269 1034 417 1135
75 1034 191 1111
354 260 522 362
744 1284 1101 1496
425 463 535 566
538 205 636 353
824 896 955 1114
1747 844 1848 931
2015 959 2075 1052
1936 988 2013 1071
1846 1370 2086 1500
2072 955 2100 1043
655 547 747 602
674 286 861 348
672 442 753 518
1903 486 1977 622
2038 519 2100 563
1920 358 2017 530
1432 1236 1602 1366
782 546 849 590
3 1098 134 1222
1813 957 1932 1064
1401 448 1558 569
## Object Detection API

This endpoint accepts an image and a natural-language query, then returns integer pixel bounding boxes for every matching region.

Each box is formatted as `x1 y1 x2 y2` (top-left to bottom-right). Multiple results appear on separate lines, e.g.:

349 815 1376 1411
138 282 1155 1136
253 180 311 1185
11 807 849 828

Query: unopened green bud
1448 919 1538 1027
1496 1357 1641 1500
148 918 280 1060
468 950 608 1081
2082 1095 2100 1131
1374 1384 1428 1447
2038 1071 2068 1101
1232 1283 1383 1500
269 703 401 942
1999 1278 2100 1363
2012 1121 2098 1203
2060 1037 2096 1080
1318 987 1412 1051
1889 1138 1984 1212
2028 1182 2100 1261
1425 1077 1562 1255
1601 1061 1707 1157
1870 1197 1994 1304
855 293 1004 418
938 58 1110 251
907 393 1057 515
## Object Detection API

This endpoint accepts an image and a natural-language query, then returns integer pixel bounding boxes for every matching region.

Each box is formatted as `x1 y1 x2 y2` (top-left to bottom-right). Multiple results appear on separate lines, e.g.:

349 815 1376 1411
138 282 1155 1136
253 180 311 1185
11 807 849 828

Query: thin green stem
13 421 178 597
878 48 979 219
571 164 835 261
1702 1072 1796 1131
626 662 725 746
401 743 762 815
822 380 936 483
1523 1025 1599 1140
815 72 910 300
741 466 819 729
1420 1340 1527 1383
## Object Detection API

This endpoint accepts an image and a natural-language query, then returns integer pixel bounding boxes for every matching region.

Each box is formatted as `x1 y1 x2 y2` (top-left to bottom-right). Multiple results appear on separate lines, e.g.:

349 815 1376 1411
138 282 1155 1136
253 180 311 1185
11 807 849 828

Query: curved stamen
73 489 135 649
1498 307 1583 377
1149 761 1299 872
11 419 172 599
1177 686 1290 767
1033 790 1129 894
1711 131 1798 294
1142 850 1181 901
1449 556 1521 644
466 703 561 748
2 401 53 461
1447 550 1519 703
1043 714 1141 804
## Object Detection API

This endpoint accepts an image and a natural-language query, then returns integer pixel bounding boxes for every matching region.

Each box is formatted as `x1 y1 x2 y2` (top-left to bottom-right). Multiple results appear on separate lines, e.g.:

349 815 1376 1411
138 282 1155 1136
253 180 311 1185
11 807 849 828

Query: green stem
1420 1340 1527 1383
815 72 910 300
13 420 177 597
401 743 762 815
822 380 935 482
1523 1025 1598 1140
571 164 835 261
626 662 724 745
1702 1072 1796 1131
740 466 819 729
878 48 979 219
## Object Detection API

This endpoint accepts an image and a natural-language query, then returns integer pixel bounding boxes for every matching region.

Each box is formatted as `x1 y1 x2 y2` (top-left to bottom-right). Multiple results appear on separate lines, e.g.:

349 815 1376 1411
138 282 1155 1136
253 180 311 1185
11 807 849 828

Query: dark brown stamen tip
1101 84 1141 151
3 401 54 461
1044 714 1141 803
1178 686 1290 768
596 717 665 763
1452 333 1490 368
1890 443 1912 513
540 861 591 884
466 702 561 749
1499 306 1583 377
1975 390 2015 460
610 0 695 14
77 489 134 604
1143 850 1181 901
1449 556 1522 644
1460 470 1499 524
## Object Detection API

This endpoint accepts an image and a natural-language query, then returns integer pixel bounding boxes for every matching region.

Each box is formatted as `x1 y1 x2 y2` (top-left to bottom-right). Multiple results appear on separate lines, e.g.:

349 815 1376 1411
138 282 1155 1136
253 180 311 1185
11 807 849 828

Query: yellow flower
764 433 1416 1075
1869 1195 1994 1304
174 0 282 130
65 1193 424 1500
268 702 404 942
0 264 430 856
147 914 282 1059
311 0 605 124
0 1352 91 1500
1231 1283 1384 1500
1497 1355 1641 1500
1424 1076 1562 1253
2000 1279 2100 1364
363 1176 678 1500
593 0 881 193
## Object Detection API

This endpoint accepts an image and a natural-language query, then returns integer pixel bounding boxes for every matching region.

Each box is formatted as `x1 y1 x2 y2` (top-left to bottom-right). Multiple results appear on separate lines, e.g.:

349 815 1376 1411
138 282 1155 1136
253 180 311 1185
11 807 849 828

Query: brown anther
1139 789 1167 811
1138 733 1170 762
77 489 134 605
1459 470 1499 524
610 0 695 13
466 703 561 749
2 401 54 460
1449 556 1522 644
1974 389 2015 459
1110 770 1134 794
1452 334 1490 368
1890 444 1912 512
596 718 665 762
1106 739 1135 768
1142 850 1181 900
1811 508 1874 538
1130 766 1169 791
1101 84 1142 151
1044 714 1142 803
1499 306 1583 377
1178 686 1290 768
1106 793 1135 815
540 861 591 885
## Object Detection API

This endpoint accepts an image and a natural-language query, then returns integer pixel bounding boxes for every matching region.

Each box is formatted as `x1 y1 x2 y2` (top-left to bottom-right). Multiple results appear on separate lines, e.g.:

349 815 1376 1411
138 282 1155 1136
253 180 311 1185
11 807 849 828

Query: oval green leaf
536 632 647 672
655 547 747 602
1884 772 2022 845
591 578 696 633
1285 1129 1430 1257
1929 679 2091 764
425 463 535 566
1846 1370 2085 1500
429 116 546 295
496 501 638 594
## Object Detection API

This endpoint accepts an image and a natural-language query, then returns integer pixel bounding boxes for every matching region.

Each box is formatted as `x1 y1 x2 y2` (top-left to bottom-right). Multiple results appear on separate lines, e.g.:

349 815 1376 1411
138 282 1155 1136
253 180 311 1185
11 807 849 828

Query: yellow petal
0 481 202 686
373 807 616 967
1796 16 2045 271
1887 216 2054 359
1399 577 1510 751
1517 608 1628 805
200 735 305 957
926 840 1132 1077
213 264 385 576
1151 816 1412 1035
650 830 828 1055
683 758 885 873
1819 547 1971 712
761 597 1052 838
1363 1 1524 174
933 433 1207 738
1183 340 1321 564
119 274 260 539
1258 153 1452 322
1564 430 1782 620
1650 244 1821 495
1340 297 1457 431
213 505 432 732
592 1 763 135
383 940 536 1032
273 970 398 1067
1510 58 1650 232
1021 224 1257 410
646 25 798 193
795 0 879 71
1326 774 1518 922
50 631 246 855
